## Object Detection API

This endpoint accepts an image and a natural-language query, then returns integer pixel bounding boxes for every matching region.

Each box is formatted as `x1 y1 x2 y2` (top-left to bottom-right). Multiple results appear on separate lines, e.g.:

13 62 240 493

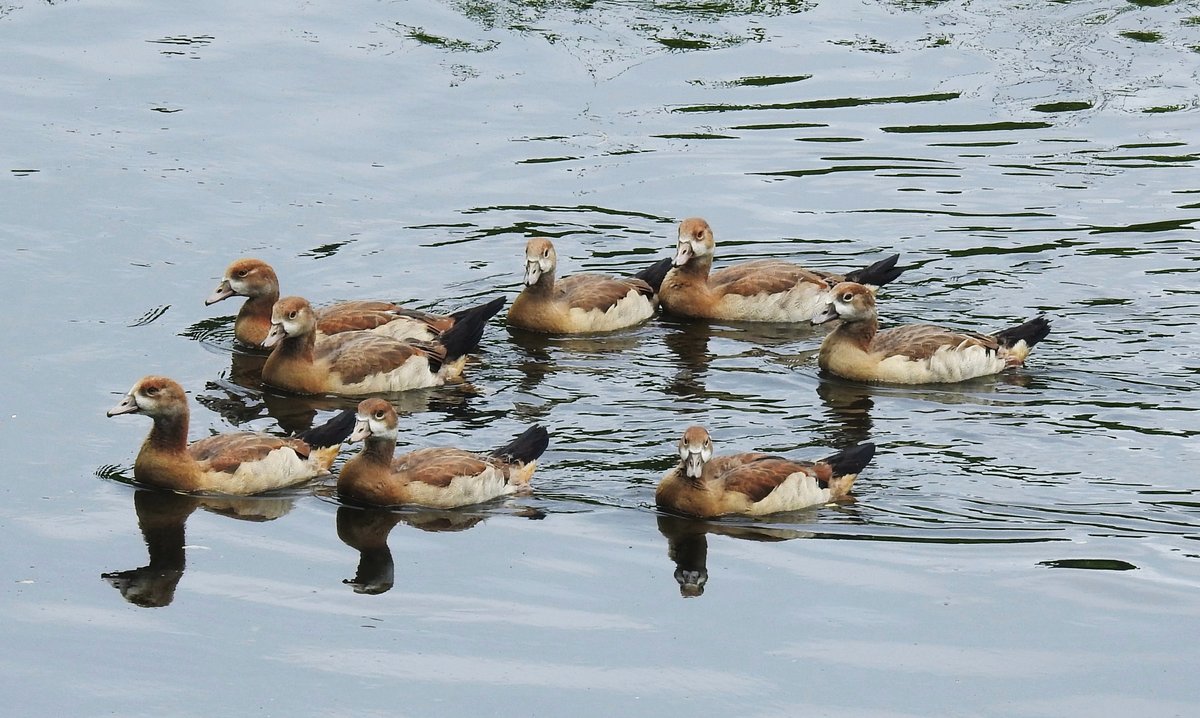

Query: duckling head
264 296 317 348
812 281 876 326
107 376 187 419
673 217 714 267
351 398 399 443
206 258 278 305
678 425 714 479
523 237 557 286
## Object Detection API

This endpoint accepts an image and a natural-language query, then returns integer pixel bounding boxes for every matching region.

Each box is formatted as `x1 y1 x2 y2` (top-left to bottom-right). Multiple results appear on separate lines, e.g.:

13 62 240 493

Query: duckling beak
262 323 286 348
811 303 838 326
523 261 542 286
349 418 372 443
205 280 236 305
107 394 140 417
672 243 693 267
684 450 706 479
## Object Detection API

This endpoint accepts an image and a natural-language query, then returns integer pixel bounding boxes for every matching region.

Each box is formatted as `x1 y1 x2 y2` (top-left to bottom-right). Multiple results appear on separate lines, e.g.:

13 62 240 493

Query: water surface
2 0 1199 715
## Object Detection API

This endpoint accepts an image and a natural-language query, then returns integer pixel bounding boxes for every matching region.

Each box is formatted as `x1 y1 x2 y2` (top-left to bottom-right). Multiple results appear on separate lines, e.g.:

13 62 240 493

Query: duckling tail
299 409 356 448
842 254 904 289
634 257 674 294
820 442 875 498
490 425 550 464
439 297 506 361
993 315 1051 350
448 296 507 324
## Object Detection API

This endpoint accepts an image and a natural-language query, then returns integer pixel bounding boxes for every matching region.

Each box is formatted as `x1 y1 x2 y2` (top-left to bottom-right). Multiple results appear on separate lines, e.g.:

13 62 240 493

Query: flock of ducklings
107 217 1051 518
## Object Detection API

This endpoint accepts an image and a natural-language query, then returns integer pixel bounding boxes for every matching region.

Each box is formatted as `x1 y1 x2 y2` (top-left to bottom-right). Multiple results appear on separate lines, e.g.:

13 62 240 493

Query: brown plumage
812 281 1051 384
507 237 660 333
655 426 875 518
260 295 495 395
205 258 467 347
106 376 351 494
659 217 904 322
337 398 549 508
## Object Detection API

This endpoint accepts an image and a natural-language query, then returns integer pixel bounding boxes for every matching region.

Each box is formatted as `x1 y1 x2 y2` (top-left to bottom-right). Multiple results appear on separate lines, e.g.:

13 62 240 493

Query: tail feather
438 297 505 361
298 409 356 448
820 442 875 497
992 315 1051 350
449 296 506 323
634 257 673 294
490 425 550 464
842 254 904 288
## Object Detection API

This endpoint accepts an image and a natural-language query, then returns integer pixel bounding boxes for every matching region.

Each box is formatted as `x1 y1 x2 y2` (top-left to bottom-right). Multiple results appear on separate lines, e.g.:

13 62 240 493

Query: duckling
260 296 503 395
812 281 1051 384
205 257 499 347
507 237 673 334
338 398 549 508
659 217 904 322
106 376 354 494
656 425 874 518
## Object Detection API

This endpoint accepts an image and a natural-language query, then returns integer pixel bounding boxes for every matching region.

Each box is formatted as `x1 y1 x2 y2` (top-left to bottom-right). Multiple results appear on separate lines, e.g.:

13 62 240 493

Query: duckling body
659 217 904 323
205 258 482 346
656 426 874 518
813 282 1051 384
338 399 549 508
507 238 670 334
107 376 353 494
261 296 502 395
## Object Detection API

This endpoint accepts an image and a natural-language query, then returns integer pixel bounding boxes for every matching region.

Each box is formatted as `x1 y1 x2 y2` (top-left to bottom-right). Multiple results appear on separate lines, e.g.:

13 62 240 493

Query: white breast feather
336 356 440 394
877 344 1008 384
207 446 320 494
745 471 830 515
404 465 512 508
717 285 826 322
568 290 654 331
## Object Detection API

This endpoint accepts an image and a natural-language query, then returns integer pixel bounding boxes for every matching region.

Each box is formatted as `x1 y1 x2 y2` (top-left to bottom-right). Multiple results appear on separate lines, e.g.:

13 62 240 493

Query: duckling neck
360 436 397 466
677 256 712 280
145 411 190 455
525 270 556 295
276 331 316 363
836 315 878 349
237 293 278 339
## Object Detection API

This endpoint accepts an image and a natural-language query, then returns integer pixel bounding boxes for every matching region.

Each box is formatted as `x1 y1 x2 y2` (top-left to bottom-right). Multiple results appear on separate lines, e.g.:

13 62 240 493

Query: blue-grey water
3 0 1199 715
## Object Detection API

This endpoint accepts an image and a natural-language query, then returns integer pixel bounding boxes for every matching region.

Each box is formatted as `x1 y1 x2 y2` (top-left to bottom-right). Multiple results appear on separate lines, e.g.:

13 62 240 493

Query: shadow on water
102 489 296 608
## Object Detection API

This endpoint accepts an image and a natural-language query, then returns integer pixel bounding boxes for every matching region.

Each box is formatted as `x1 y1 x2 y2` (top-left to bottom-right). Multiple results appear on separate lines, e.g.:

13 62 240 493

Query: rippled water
3 0 1200 715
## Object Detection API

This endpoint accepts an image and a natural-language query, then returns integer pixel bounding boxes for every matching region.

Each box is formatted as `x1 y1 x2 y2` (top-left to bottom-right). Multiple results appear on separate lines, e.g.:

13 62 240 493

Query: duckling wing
392 448 492 487
872 324 998 360
716 455 815 503
708 260 828 297
317 332 442 383
188 432 301 474
557 274 654 310
316 301 407 333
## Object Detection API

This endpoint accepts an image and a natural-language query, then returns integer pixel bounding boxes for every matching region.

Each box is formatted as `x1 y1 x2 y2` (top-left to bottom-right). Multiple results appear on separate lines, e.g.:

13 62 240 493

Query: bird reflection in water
663 318 825 398
335 504 545 595
656 509 863 598
506 326 645 393
102 489 294 608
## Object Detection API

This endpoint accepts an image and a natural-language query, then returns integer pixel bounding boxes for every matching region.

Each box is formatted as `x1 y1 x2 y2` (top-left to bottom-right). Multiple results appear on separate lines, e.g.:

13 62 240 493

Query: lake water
3 0 1199 715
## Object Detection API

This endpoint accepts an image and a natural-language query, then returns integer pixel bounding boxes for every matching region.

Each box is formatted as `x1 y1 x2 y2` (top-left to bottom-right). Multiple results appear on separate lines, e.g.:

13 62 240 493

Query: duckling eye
288 310 298 320
236 270 248 278
373 410 386 420
144 387 159 396
841 292 854 302
542 249 550 258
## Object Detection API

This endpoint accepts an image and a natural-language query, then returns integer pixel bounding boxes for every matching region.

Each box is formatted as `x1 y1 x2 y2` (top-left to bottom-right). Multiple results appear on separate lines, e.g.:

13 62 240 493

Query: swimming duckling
338 398 549 508
812 281 1051 384
656 425 874 517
